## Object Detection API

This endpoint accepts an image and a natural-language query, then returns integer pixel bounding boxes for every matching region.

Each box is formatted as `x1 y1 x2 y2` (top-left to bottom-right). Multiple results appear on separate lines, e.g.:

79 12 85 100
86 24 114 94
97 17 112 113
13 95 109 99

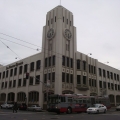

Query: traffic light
26 73 29 79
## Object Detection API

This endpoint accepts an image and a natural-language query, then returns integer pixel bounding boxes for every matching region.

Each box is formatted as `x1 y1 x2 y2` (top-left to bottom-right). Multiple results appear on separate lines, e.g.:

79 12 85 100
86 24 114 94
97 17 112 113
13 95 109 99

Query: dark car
17 103 27 110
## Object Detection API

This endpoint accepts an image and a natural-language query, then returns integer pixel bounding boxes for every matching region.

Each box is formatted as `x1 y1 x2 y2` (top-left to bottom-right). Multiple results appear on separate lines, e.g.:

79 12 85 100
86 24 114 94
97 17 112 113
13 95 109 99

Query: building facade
0 6 120 108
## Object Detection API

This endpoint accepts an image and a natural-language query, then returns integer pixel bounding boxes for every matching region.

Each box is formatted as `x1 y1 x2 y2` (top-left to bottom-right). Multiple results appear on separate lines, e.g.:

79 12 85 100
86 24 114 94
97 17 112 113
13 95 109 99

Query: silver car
116 104 120 111
1 102 14 109
27 105 42 112
87 104 107 114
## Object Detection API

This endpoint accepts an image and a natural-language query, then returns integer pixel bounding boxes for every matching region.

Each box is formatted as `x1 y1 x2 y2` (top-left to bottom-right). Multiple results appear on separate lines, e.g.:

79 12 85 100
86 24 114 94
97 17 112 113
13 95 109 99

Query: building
0 5 120 108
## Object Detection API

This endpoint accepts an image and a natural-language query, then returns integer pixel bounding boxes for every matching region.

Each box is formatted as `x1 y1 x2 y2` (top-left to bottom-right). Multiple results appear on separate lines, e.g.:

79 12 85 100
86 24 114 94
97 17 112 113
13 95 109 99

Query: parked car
27 105 42 112
1 102 14 109
116 104 120 111
17 103 27 110
87 104 107 114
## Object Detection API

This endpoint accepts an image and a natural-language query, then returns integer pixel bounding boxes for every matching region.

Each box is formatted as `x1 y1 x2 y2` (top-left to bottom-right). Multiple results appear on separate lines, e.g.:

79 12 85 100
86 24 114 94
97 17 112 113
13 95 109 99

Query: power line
0 37 40 51
0 32 41 48
0 40 21 59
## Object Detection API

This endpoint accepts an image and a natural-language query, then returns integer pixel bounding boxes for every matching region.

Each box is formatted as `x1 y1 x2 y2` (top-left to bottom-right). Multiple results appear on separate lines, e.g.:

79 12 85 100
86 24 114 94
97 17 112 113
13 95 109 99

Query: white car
27 105 42 112
87 104 107 114
116 104 120 111
1 102 14 109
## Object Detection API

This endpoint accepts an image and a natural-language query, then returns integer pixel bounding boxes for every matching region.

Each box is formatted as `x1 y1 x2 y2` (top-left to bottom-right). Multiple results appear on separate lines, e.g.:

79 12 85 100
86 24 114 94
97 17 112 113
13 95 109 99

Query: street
0 109 120 120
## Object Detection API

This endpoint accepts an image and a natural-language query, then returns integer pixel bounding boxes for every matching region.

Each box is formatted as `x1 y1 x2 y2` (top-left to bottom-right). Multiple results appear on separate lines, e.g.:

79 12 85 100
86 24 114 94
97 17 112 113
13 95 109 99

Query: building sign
6 62 23 70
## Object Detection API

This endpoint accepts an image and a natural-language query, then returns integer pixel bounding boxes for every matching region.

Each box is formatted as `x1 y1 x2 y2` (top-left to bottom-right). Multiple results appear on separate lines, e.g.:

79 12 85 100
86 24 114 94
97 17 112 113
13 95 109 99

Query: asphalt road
0 109 120 120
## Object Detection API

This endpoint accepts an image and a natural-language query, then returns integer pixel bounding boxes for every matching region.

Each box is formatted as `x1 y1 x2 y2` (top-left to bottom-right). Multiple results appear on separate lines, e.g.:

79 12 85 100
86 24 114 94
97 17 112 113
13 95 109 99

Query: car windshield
91 104 100 108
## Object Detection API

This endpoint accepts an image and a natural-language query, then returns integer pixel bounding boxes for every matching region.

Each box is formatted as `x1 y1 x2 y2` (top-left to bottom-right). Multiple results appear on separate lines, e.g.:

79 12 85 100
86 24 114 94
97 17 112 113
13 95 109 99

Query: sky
0 0 120 69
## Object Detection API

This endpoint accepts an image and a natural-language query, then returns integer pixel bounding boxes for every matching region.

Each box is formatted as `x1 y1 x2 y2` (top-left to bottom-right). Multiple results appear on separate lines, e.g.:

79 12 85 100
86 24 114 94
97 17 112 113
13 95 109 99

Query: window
103 69 106 77
70 21 71 26
45 58 47 67
14 68 17 75
83 61 86 71
94 80 96 87
18 79 21 87
29 77 33 85
44 74 47 83
70 58 73 68
89 78 91 86
108 83 110 89
55 16 56 22
66 74 69 83
62 56 65 66
77 60 80 69
9 81 12 88
52 56 55 66
67 19 68 24
1 82 4 88
99 68 102 76
111 83 114 90
67 57 69 67
70 74 73 83
2 71 5 78
5 81 7 88
89 65 91 73
94 66 96 74
19 66 23 74
107 71 109 78
35 75 40 84
49 57 51 67
24 64 27 73
110 72 113 79
77 75 81 84
62 72 65 82
10 69 13 77
13 80 16 87
91 66 93 73
114 73 116 80
0 72 1 79
118 85 120 91
115 84 117 90
63 17 64 22
51 18 53 24
117 74 119 81
103 81 106 88
52 72 55 82
92 79 94 86
48 20 49 26
48 73 51 81
30 62 34 71
99 81 102 88
36 60 41 70
23 78 26 86
83 76 86 84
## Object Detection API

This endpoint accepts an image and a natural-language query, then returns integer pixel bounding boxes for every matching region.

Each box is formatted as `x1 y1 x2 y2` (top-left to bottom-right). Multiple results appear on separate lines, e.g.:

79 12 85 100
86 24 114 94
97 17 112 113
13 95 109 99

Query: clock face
64 29 72 40
47 28 55 39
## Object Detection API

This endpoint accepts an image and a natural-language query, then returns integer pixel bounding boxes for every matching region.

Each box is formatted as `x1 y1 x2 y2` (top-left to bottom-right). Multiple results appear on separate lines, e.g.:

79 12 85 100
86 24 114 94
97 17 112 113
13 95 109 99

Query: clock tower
41 5 77 95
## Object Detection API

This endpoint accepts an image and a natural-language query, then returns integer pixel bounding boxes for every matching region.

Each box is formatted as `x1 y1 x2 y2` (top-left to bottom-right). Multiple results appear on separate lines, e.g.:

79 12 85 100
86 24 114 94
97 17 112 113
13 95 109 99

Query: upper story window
2 71 5 78
99 68 102 76
48 57 51 67
110 72 113 79
107 71 109 78
36 60 41 70
83 61 86 71
89 65 91 73
70 74 73 83
77 60 80 69
117 74 119 81
52 72 55 82
70 58 73 68
24 64 27 73
14 68 17 76
35 75 40 84
6 70 9 78
62 56 65 66
52 56 55 66
10 69 13 77
103 69 106 77
51 18 53 24
62 72 65 82
77 75 81 84
83 76 86 84
45 58 47 67
91 65 93 73
94 66 96 74
0 72 1 79
67 57 69 67
99 81 102 88
30 62 34 71
19 66 23 74
66 73 69 83
114 73 116 80
55 16 56 22
63 17 64 22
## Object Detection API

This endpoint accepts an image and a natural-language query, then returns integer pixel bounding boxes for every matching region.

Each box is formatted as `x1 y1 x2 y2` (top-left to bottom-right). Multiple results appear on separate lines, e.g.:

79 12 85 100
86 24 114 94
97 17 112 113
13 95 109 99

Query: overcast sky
0 0 120 69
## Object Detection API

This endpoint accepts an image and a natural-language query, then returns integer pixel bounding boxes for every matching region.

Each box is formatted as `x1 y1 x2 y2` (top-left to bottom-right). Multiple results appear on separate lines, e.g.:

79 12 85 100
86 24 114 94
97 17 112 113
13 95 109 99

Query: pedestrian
13 102 17 113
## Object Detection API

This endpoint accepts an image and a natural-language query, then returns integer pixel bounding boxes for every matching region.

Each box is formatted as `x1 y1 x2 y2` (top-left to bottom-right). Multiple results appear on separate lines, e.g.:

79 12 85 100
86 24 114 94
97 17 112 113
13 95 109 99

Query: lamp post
87 53 92 56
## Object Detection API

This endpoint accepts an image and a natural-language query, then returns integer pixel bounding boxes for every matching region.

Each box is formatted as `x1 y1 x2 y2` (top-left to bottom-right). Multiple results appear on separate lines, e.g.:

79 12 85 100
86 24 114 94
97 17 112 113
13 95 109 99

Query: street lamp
87 53 92 56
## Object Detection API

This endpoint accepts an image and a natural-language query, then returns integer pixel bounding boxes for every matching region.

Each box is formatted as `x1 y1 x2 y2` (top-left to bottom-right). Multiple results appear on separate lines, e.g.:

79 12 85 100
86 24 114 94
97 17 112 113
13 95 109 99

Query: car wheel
104 109 106 113
97 110 99 114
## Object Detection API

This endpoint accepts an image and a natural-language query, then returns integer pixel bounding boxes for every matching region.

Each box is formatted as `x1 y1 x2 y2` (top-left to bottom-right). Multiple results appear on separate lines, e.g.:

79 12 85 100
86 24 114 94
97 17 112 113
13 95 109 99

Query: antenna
60 0 61 5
